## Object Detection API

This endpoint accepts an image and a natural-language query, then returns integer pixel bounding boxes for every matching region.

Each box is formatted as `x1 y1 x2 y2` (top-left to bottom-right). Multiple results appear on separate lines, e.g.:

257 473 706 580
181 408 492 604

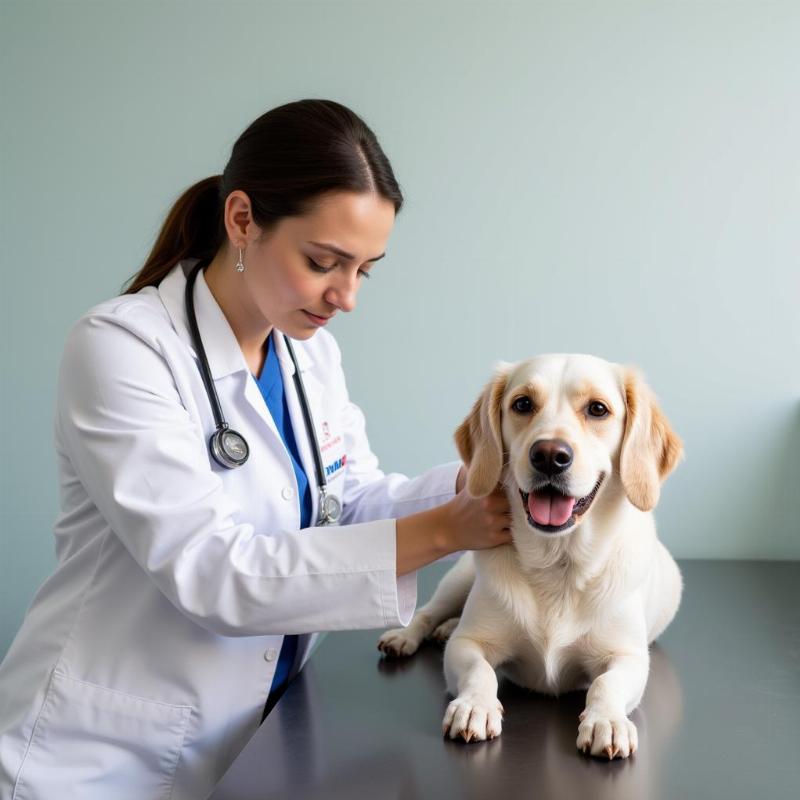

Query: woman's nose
325 273 358 313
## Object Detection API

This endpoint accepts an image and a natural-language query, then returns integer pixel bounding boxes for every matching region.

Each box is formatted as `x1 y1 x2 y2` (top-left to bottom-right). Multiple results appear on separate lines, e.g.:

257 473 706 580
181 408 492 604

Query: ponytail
122 175 225 294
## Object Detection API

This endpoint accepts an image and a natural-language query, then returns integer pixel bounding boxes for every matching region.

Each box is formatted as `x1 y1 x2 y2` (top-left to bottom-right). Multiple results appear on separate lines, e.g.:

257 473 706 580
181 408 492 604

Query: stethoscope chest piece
319 491 342 526
210 426 250 469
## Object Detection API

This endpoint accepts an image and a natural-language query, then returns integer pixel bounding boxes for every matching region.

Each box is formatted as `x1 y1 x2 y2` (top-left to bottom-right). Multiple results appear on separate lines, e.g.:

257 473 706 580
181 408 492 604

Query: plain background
1 0 798 657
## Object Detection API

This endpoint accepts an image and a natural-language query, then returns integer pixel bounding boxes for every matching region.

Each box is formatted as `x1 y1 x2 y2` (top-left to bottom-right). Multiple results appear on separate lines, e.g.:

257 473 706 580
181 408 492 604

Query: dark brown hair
122 99 403 294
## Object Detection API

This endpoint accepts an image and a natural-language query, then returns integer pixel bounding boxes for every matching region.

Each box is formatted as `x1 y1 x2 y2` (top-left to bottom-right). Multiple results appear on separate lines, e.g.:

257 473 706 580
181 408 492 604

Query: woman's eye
306 257 335 273
512 396 533 414
588 401 609 418
307 257 371 280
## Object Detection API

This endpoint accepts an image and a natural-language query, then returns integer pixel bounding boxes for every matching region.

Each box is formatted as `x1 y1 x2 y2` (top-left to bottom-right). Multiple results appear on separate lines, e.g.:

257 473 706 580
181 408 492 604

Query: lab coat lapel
273 332 324 530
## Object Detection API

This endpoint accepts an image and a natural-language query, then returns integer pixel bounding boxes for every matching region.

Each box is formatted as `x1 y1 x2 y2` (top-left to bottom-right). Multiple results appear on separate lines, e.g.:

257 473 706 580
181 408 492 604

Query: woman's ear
454 363 513 497
619 366 684 511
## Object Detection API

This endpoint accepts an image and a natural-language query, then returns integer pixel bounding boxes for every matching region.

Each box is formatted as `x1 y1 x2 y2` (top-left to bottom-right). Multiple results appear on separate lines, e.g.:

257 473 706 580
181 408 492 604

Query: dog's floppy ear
619 366 684 511
454 363 513 497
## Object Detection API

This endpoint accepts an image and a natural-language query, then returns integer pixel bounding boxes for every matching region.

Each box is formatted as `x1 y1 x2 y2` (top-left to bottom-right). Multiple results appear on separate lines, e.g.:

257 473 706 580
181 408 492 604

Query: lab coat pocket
13 669 192 800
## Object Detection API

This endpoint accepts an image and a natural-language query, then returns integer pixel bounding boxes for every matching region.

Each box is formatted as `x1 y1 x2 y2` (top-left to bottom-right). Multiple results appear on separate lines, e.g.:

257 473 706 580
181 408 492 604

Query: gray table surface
208 559 800 800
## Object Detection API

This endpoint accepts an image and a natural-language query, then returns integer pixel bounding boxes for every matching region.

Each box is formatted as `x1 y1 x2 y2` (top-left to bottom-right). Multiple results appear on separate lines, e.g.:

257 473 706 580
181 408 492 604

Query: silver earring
235 247 245 273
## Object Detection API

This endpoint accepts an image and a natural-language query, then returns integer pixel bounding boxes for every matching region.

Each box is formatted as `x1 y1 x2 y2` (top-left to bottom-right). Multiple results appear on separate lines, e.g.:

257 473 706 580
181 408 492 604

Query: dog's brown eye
512 396 533 414
588 401 609 418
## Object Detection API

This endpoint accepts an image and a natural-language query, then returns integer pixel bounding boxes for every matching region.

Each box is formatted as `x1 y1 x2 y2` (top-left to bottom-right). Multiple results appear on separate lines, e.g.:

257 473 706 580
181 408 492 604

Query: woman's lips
302 310 331 326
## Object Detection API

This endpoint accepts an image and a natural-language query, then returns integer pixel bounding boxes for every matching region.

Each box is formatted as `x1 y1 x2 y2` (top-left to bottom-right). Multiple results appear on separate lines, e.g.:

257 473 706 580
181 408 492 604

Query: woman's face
225 189 396 341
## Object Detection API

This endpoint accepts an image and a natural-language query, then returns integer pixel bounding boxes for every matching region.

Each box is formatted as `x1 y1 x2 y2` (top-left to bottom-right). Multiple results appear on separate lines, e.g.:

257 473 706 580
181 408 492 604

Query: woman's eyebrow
307 241 386 262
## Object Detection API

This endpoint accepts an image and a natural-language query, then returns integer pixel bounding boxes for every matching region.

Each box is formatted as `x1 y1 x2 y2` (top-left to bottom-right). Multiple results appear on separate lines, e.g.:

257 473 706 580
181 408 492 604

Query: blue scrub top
253 331 313 703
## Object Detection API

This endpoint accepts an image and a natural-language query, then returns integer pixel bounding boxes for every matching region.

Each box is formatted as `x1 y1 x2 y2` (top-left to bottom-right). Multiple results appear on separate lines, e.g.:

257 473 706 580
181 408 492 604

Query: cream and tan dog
377 354 684 760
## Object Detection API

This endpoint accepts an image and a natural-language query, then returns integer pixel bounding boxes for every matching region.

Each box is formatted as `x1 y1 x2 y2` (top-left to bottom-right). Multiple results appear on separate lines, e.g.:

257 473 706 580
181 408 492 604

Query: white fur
377 354 683 760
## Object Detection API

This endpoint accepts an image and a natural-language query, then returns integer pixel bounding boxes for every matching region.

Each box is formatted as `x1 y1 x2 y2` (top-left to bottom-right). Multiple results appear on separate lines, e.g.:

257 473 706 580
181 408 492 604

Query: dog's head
454 354 683 537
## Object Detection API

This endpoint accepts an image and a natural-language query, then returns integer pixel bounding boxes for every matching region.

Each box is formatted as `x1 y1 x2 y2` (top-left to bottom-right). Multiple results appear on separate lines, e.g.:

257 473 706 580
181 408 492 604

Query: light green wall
2 0 798 655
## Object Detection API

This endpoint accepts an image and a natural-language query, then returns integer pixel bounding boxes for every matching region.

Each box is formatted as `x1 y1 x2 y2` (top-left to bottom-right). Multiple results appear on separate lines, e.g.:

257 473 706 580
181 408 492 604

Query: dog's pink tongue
528 491 576 527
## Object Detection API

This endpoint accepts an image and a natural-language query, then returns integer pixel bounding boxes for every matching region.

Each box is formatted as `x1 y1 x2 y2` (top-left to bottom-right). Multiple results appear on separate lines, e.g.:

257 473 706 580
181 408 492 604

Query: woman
0 99 512 800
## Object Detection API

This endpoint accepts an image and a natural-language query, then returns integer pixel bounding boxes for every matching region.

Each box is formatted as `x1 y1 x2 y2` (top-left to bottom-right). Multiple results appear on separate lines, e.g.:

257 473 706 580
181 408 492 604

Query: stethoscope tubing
184 257 339 523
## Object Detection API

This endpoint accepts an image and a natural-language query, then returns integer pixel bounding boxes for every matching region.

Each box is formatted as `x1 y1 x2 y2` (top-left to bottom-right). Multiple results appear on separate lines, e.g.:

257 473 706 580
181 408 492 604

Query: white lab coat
0 258 460 800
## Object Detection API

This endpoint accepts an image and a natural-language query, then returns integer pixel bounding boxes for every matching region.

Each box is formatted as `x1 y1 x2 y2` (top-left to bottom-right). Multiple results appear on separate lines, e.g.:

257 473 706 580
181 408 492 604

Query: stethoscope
184 258 342 526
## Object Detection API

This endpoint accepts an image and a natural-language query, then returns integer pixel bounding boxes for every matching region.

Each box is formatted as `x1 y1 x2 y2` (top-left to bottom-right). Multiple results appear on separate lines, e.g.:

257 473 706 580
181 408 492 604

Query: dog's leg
441 635 504 742
377 552 475 657
576 652 649 760
430 616 461 643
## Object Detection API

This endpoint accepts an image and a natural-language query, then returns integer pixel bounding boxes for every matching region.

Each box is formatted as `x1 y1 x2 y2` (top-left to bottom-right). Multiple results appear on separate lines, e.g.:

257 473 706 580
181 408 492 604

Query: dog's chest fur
477 556 611 695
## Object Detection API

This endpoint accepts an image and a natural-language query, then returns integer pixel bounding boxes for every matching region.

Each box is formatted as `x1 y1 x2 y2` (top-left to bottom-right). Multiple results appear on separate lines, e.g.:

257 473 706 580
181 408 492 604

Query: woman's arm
395 469 511 577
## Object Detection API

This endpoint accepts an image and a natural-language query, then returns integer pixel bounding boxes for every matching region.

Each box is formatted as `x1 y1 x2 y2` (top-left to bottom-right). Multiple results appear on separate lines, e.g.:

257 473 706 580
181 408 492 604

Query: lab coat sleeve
55 310 447 637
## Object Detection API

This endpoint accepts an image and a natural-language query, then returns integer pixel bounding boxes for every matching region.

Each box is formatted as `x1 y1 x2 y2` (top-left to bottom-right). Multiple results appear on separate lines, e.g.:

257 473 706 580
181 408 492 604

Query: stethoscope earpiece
185 258 340 526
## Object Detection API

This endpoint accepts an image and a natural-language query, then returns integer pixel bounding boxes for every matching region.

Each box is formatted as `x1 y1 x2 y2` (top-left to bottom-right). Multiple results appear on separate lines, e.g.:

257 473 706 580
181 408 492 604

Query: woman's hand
394 467 513 577
440 478 514 554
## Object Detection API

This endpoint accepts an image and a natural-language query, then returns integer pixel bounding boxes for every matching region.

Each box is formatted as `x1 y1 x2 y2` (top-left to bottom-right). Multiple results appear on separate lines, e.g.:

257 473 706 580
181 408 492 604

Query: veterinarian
0 100 513 800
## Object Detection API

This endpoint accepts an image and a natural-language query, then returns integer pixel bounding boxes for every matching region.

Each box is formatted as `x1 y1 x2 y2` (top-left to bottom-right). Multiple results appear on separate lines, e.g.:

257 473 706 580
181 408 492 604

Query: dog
377 354 684 760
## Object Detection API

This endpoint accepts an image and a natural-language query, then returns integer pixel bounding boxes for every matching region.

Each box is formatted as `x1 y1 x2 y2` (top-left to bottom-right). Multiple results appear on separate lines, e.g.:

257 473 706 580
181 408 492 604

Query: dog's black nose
530 439 573 475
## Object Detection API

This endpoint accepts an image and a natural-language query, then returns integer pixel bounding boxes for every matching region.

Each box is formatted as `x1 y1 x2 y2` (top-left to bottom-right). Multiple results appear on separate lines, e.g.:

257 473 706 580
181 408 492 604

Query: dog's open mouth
518 473 605 534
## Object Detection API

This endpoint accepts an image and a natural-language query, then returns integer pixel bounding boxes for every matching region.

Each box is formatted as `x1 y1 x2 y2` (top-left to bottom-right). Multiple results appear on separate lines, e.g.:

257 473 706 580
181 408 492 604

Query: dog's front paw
377 627 423 657
442 694 504 743
429 616 460 643
576 706 638 759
